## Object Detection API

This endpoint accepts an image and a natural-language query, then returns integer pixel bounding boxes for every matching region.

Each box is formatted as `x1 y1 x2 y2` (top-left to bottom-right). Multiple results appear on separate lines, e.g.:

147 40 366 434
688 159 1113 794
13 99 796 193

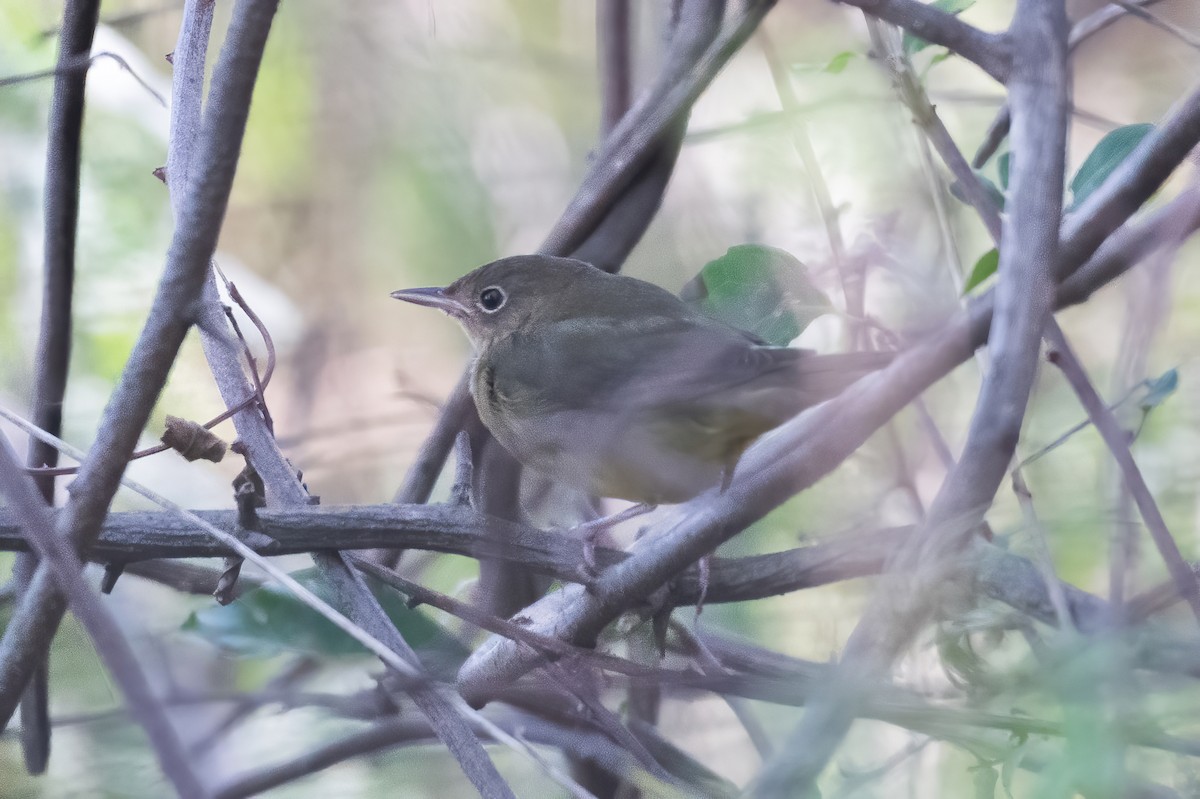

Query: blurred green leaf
824 51 856 74
926 49 955 71
184 568 468 670
963 248 999 294
681 244 832 345
1139 367 1178 411
903 0 977 54
998 152 1011 190
1070 123 1154 207
793 51 857 74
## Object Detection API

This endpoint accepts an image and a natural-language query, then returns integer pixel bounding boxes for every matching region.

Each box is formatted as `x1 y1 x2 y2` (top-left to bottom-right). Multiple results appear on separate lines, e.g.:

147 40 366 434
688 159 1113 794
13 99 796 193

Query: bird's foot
570 502 657 574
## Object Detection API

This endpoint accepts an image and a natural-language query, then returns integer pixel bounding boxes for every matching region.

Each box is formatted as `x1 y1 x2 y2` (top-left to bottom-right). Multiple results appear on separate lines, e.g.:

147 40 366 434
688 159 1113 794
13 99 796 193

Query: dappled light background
3 0 1200 796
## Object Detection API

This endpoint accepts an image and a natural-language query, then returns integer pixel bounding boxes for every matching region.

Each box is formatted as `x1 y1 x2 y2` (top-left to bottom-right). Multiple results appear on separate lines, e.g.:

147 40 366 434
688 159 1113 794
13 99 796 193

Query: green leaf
1070 123 1154 207
681 244 832 346
183 568 468 670
1139 367 1178 411
903 0 977 54
823 51 856 74
998 152 1010 190
963 248 999 294
793 51 857 74
926 49 955 71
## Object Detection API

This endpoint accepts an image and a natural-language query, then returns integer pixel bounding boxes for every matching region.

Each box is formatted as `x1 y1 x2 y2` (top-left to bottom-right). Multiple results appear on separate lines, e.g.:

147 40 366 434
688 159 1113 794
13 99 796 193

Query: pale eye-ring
478 286 506 312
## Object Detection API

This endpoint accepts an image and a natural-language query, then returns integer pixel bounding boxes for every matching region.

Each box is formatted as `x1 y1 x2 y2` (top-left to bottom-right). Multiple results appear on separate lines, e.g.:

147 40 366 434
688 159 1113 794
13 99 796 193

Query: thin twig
350 556 690 680
972 0 1167 166
1010 468 1076 634
750 2 1072 791
0 51 165 106
1110 0 1200 51
1044 323 1200 624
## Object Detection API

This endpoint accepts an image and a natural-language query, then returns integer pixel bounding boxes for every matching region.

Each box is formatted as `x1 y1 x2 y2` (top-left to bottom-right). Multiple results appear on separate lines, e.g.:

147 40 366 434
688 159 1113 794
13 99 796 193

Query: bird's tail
794 350 894 401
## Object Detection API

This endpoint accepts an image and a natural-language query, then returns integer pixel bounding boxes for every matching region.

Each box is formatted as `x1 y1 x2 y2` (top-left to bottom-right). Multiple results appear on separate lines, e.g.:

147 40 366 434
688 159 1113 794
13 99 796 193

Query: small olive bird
392 255 890 506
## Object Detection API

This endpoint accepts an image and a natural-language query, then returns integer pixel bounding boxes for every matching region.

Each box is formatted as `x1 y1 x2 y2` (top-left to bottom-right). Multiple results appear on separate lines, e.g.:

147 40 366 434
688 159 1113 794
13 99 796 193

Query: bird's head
390 255 601 345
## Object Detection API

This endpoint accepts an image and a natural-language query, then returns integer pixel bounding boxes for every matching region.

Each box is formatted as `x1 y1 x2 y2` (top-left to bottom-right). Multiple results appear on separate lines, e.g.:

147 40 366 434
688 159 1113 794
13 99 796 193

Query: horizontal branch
0 503 1178 647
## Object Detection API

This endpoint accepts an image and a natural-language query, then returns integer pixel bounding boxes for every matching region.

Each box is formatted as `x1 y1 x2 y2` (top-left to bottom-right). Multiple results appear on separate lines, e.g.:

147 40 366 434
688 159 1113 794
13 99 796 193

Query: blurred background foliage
2 0 1200 796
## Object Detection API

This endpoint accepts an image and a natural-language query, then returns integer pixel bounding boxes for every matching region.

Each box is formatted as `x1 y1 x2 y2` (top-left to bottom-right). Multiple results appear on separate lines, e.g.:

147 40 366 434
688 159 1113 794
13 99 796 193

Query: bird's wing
495 312 814 418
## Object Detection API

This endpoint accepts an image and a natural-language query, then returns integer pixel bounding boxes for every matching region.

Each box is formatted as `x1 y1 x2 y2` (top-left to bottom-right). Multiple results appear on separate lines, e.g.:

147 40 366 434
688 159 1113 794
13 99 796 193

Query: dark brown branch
597 0 633 136
16 0 101 774
0 506 1144 650
351 556 691 680
211 710 660 799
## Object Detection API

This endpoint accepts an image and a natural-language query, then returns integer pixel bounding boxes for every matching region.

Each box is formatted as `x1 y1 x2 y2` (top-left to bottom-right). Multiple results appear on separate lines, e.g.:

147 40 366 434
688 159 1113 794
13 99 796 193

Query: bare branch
973 0 1168 167
1044 323 1200 622
454 174 1200 709
16 0 101 773
0 436 206 797
752 3 1070 790
597 0 633 136
833 0 1011 83
543 0 771 258
0 0 281 731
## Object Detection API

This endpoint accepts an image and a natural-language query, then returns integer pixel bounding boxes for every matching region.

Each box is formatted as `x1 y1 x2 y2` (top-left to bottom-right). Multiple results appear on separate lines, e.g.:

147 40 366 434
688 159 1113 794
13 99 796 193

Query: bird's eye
478 286 506 312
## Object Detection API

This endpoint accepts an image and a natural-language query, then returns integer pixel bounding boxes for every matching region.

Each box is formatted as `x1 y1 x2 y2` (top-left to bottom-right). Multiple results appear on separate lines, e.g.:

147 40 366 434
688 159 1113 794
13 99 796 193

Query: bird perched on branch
392 255 890 506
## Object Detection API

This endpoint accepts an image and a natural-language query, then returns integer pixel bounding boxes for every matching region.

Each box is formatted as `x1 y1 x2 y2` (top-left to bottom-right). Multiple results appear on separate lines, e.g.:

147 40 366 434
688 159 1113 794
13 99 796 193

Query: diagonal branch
751 3 1071 791
1044 324 1200 622
395 0 776 511
0 0 280 733
0 437 205 797
453 173 1200 707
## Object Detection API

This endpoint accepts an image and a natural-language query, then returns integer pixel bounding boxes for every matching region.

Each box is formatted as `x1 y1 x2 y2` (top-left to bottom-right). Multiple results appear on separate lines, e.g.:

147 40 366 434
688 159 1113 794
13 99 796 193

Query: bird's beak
389 286 469 317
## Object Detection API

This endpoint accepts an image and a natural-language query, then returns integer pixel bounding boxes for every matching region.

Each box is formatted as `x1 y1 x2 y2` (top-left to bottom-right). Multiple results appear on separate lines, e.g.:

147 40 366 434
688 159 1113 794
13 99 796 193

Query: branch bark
16 0 101 773
452 161 1200 717
752 3 1070 791
832 0 1011 83
0 0 280 733
393 0 774 512
0 437 205 797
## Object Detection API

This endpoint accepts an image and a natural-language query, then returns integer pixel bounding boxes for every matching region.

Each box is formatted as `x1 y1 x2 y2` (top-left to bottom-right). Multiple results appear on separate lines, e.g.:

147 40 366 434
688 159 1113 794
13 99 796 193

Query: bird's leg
695 555 710 615
571 502 657 573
